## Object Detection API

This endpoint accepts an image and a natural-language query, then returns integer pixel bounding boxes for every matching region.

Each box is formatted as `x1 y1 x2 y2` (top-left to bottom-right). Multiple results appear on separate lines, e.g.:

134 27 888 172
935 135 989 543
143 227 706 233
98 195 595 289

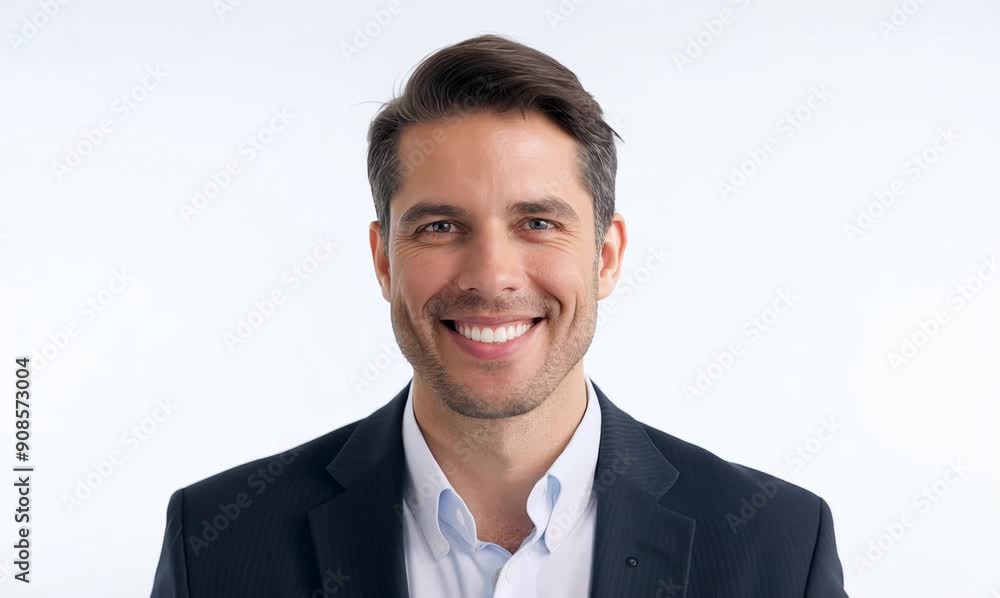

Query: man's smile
439 317 546 359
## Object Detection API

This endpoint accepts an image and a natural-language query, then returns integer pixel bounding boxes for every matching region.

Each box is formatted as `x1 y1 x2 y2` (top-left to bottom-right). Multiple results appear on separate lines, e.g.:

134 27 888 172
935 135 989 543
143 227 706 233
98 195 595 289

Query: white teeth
455 320 535 344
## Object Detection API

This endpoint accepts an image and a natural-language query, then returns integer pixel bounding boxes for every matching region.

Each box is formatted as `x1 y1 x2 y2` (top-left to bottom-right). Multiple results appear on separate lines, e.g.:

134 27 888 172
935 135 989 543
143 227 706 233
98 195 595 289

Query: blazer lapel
308 383 412 598
589 382 696 598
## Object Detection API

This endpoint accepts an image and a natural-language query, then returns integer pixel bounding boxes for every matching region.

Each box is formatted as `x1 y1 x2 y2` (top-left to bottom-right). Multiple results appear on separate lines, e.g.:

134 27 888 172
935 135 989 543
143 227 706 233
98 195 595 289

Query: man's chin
440 389 544 420
429 366 550 419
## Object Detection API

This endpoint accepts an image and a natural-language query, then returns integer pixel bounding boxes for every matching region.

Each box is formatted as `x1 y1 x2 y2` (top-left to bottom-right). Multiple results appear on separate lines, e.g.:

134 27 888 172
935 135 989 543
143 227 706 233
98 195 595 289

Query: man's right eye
417 221 456 234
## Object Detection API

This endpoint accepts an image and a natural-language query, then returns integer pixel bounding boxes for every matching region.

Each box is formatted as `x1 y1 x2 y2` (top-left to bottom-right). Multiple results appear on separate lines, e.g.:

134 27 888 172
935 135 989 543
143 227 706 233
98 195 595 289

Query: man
151 34 848 597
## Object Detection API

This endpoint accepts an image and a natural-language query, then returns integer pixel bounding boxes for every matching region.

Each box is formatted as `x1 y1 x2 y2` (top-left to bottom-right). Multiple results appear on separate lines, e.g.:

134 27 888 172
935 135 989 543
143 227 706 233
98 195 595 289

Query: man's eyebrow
509 196 580 223
395 196 580 230
397 202 469 230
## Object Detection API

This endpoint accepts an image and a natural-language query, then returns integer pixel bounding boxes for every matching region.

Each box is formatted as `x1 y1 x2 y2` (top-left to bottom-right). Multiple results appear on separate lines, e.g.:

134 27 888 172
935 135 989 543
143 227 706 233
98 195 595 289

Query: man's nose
455 228 525 298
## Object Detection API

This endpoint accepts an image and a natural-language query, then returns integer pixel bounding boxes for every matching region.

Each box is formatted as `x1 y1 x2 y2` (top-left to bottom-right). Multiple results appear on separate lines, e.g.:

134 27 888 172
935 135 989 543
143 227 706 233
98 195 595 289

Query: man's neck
410 365 589 532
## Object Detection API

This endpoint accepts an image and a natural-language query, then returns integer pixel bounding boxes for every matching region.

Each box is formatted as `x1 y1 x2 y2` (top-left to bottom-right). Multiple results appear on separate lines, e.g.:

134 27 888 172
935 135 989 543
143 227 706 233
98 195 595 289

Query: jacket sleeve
804 497 849 597
150 488 191 598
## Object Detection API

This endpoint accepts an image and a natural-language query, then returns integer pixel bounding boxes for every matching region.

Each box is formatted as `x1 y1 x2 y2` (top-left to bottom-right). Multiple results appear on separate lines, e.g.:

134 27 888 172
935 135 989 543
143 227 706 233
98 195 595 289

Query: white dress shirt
400 376 603 598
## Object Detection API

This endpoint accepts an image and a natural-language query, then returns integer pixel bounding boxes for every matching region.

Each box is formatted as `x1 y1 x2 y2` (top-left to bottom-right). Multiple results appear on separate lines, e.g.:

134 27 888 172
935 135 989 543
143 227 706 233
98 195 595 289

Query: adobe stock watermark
223 235 339 352
394 426 645 544
596 246 671 328
655 577 684 597
396 420 496 527
717 85 834 201
878 0 932 40
887 253 998 372
8 0 72 54
683 287 798 403
62 395 178 513
340 0 403 63
0 558 18 586
212 0 250 20
545 0 593 30
303 566 351 598
726 417 845 533
29 269 135 374
672 0 754 72
186 447 303 557
843 126 958 243
544 449 638 545
178 106 295 224
724 477 780 534
785 416 844 473
51 65 168 182
384 75 502 179
852 459 971 576
350 337 406 396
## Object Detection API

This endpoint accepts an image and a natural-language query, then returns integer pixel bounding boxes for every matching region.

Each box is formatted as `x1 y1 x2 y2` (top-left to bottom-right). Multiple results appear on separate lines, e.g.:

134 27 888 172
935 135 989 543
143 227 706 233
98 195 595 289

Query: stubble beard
390 265 599 420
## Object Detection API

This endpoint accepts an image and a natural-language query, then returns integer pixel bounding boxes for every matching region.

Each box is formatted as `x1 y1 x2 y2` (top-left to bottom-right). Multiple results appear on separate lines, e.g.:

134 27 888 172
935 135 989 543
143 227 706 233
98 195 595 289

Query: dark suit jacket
151 380 848 597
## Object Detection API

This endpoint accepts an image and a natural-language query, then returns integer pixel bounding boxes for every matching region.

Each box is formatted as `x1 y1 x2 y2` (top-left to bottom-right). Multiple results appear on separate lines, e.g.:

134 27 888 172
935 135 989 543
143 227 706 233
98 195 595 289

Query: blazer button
625 556 639 567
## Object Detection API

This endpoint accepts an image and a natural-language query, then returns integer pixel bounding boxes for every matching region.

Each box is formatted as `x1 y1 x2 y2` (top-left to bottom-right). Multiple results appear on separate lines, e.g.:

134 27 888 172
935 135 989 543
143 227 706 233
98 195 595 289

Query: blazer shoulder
179 416 363 509
638 421 827 530
631 421 845 593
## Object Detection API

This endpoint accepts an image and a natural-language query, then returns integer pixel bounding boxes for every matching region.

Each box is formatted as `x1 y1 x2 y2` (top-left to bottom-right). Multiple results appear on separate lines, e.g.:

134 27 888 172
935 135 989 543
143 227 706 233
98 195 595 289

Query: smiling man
150 34 848 598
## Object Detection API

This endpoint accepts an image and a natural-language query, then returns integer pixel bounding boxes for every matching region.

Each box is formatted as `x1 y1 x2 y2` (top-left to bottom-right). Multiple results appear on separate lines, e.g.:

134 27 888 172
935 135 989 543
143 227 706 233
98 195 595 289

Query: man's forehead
391 111 591 224
398 109 577 152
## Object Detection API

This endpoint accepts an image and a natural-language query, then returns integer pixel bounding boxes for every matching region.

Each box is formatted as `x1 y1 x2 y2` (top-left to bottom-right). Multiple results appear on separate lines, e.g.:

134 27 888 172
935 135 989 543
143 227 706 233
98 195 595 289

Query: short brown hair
366 34 621 254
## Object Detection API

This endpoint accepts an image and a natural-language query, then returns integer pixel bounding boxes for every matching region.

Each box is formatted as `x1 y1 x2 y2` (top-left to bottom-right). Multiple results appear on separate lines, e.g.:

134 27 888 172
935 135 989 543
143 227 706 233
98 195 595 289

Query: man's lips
440 315 545 327
440 316 544 330
439 317 545 358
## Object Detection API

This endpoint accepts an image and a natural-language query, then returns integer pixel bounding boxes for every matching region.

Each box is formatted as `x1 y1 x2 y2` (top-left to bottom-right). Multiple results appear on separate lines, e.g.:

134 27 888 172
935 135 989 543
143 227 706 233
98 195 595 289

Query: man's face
370 109 624 419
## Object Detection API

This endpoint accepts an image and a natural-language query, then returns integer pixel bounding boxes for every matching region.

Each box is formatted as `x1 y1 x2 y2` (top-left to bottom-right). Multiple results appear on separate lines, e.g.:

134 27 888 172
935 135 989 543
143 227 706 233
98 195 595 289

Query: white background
1 0 998 596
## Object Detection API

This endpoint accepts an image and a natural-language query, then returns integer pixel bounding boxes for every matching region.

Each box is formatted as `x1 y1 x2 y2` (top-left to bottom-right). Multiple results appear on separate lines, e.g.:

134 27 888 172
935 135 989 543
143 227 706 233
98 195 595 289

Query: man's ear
369 221 391 302
596 213 627 300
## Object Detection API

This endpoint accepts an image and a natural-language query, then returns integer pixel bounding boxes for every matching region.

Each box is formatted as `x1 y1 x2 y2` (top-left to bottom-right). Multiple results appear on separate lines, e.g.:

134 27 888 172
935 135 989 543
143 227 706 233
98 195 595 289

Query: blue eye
526 218 555 231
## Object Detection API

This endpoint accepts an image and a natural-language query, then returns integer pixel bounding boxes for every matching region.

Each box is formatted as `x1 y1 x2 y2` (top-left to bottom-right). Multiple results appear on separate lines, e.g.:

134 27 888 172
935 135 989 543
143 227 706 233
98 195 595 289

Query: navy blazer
151 380 848 597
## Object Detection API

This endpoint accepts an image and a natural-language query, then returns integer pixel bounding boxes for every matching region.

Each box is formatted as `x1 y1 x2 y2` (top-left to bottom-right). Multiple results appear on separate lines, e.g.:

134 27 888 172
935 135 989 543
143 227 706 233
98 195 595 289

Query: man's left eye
526 218 555 231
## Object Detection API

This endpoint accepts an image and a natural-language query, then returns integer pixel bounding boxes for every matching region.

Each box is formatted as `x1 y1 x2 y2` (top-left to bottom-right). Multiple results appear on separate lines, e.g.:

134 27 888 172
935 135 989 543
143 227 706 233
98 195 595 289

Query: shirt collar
401 376 602 558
